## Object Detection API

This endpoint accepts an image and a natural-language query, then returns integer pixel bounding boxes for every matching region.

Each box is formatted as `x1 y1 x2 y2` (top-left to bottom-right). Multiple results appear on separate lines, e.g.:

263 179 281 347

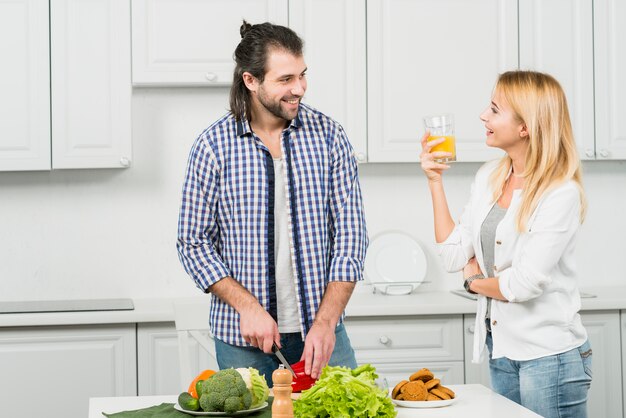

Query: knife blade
272 343 296 376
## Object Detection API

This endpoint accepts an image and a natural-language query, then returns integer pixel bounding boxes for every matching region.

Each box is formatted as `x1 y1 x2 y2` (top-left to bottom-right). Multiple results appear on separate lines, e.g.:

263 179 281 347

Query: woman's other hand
463 257 483 279
420 131 451 182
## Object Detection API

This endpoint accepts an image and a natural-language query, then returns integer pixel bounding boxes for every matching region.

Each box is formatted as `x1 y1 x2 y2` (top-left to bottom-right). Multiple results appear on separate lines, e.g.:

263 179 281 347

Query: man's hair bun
240 20 253 38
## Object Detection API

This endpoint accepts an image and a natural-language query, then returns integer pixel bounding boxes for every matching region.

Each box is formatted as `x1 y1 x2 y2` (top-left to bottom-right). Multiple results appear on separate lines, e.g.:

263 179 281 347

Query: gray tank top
480 203 507 320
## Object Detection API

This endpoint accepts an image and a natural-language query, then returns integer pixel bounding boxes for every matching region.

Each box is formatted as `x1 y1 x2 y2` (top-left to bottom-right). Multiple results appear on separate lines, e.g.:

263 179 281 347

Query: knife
272 343 296 376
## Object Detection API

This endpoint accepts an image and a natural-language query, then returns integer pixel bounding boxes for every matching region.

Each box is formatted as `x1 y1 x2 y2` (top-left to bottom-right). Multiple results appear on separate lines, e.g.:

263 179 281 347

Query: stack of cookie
391 368 455 402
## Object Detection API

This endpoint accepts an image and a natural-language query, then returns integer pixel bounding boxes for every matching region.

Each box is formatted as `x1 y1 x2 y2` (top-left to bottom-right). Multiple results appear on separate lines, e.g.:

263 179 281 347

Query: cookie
426 392 442 401
429 387 451 400
424 378 440 390
401 380 427 401
392 380 408 399
409 368 434 382
438 385 456 399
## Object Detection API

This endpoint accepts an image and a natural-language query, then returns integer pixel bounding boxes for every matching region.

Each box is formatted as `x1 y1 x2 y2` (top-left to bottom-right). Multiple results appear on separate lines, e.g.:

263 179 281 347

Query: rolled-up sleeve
327 127 368 283
499 183 581 302
176 137 231 292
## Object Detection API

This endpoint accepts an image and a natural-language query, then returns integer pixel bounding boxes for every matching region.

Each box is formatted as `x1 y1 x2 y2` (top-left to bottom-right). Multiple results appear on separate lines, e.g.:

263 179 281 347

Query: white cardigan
439 160 587 363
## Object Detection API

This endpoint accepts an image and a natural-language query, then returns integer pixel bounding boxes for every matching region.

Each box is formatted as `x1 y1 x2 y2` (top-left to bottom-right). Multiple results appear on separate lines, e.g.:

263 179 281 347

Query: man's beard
257 88 300 121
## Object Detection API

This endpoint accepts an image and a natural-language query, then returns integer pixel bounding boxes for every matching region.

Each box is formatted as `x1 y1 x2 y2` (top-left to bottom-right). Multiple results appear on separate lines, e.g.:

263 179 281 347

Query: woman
420 71 592 418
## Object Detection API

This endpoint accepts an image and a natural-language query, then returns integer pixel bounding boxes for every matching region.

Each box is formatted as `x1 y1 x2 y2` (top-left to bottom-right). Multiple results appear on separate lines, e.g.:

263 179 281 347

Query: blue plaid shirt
177 104 368 346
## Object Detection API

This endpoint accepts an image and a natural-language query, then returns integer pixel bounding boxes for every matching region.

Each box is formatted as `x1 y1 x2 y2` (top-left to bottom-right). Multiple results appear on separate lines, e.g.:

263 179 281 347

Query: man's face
253 49 307 122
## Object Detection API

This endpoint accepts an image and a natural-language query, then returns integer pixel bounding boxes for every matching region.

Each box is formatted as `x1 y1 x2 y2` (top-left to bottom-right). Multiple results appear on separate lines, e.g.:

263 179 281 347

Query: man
176 21 368 386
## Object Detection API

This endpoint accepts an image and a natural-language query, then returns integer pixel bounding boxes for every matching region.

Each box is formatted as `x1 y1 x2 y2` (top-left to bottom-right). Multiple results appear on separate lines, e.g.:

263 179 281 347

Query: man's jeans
487 331 593 418
214 323 357 387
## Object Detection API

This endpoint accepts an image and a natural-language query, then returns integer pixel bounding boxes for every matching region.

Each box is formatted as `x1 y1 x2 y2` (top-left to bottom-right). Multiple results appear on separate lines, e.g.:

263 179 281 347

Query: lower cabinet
0 324 136 418
463 311 623 418
137 322 217 395
344 315 465 386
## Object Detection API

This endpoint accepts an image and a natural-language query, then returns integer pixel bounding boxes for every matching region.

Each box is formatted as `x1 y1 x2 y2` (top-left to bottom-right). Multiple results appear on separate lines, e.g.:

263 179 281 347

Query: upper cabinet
366 0 518 162
131 0 288 86
288 0 367 162
0 0 51 171
594 0 626 160
0 0 132 172
51 0 132 169
519 0 595 160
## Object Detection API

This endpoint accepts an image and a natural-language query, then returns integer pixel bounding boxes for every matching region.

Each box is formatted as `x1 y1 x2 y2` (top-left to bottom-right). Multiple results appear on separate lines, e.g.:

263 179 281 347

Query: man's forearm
314 281 356 328
209 276 261 314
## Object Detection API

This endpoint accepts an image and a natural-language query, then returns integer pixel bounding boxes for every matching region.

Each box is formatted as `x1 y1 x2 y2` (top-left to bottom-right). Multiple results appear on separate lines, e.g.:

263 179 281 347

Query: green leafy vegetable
293 364 396 417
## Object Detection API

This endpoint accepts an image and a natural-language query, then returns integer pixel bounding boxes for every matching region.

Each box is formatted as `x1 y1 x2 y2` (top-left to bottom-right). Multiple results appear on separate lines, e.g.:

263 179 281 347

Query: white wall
1 87 624 301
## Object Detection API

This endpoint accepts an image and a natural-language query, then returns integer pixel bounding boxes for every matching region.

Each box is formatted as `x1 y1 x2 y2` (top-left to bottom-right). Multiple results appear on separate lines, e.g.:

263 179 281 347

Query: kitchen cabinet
594 0 626 159
463 311 623 418
131 0 288 86
288 0 367 162
0 324 136 418
0 0 51 171
51 0 132 169
0 0 132 171
344 315 465 385
366 0 518 162
584 311 623 418
137 322 218 395
519 0 595 161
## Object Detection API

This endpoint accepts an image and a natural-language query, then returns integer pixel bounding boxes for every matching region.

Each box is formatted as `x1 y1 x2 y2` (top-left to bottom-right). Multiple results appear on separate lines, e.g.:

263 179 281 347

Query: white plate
173 402 268 416
365 231 427 295
392 398 456 408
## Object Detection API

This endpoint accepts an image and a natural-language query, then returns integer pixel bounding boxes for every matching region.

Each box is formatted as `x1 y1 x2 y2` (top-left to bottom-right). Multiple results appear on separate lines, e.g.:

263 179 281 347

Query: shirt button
492 320 497 326
496 240 502 245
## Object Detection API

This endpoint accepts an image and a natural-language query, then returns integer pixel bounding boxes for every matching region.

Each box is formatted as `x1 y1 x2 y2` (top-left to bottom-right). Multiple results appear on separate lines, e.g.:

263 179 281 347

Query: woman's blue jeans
486 331 593 418
214 323 357 387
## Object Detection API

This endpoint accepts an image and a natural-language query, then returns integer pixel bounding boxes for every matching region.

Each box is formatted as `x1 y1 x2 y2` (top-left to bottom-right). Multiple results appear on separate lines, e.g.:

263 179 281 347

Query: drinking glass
423 114 456 162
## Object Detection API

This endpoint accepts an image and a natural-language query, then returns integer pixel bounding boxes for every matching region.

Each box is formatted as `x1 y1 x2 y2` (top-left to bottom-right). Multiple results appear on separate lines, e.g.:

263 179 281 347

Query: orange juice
427 135 456 162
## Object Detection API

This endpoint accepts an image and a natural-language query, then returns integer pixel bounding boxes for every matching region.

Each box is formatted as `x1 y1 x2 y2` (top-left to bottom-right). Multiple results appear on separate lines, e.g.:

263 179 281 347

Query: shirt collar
235 112 303 137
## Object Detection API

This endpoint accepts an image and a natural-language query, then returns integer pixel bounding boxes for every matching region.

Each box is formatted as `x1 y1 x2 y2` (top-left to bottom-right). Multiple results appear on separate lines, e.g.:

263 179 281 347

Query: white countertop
2 286 626 328
87 385 541 417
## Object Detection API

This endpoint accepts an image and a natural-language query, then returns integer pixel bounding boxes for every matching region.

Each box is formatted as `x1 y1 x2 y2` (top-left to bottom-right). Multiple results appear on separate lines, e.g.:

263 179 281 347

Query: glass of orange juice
423 114 456 162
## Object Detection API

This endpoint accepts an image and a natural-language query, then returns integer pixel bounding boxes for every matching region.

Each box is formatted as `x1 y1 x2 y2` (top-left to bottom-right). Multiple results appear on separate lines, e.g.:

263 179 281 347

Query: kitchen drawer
373 361 465 387
344 315 463 363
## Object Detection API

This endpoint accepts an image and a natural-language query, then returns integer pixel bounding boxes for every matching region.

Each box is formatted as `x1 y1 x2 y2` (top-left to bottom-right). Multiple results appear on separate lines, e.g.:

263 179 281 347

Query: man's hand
239 302 280 354
209 276 280 353
301 281 355 378
302 319 336 379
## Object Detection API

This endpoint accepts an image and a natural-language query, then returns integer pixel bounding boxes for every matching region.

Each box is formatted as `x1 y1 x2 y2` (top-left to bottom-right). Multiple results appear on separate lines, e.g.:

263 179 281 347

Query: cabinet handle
585 149 595 158
599 149 610 158
205 72 218 82
355 152 366 163
379 335 391 345
119 157 131 167
467 325 475 334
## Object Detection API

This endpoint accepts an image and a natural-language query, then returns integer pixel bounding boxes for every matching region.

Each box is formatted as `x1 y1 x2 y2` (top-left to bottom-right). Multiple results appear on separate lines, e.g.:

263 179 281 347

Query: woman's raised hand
420 131 451 182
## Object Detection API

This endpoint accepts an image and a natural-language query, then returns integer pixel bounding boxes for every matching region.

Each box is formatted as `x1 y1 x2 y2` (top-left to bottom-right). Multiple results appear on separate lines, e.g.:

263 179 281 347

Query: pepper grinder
272 365 293 418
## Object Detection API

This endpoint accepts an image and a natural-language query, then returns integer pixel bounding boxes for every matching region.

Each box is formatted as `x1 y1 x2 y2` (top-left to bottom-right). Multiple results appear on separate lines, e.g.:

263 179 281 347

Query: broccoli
198 368 251 413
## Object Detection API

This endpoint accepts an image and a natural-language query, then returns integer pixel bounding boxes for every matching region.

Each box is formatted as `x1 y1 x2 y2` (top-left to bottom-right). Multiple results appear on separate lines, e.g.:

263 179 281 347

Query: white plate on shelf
392 397 456 408
173 402 268 416
364 231 427 295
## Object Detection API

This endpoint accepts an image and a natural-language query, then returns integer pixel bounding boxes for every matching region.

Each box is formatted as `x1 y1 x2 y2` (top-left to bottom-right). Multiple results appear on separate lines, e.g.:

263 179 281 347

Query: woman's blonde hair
489 71 587 231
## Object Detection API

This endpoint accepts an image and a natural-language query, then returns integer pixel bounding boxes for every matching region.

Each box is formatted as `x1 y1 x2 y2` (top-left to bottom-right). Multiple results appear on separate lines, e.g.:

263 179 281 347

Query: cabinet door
132 0 288 86
137 322 218 395
582 311 622 418
289 0 367 162
0 0 50 171
367 0 518 162
462 315 491 387
519 0 595 160
594 0 626 159
0 324 136 418
51 0 132 169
